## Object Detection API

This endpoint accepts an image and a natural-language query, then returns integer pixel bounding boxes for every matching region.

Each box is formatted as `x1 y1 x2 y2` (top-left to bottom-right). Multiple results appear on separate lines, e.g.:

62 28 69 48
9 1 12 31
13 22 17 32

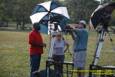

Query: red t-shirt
29 30 43 55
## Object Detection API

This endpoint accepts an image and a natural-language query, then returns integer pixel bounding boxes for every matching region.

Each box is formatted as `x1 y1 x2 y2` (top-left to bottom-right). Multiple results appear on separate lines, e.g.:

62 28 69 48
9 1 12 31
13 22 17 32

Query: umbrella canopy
90 2 115 30
30 1 70 34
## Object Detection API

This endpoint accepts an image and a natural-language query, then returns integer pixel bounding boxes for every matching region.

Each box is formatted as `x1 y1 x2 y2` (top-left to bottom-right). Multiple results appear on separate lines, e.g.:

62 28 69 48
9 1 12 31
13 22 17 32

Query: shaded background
0 0 115 31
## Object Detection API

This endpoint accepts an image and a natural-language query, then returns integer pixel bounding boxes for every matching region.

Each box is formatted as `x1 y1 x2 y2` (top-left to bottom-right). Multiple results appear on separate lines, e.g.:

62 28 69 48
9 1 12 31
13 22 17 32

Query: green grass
0 31 115 77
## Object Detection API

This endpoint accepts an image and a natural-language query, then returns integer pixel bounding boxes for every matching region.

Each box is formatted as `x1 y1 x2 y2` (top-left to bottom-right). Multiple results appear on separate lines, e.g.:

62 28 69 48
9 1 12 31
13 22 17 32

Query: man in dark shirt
29 23 46 77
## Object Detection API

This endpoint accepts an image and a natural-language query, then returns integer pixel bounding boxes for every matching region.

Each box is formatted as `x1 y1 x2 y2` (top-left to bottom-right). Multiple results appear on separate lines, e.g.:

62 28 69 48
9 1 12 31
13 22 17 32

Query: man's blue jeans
30 55 41 77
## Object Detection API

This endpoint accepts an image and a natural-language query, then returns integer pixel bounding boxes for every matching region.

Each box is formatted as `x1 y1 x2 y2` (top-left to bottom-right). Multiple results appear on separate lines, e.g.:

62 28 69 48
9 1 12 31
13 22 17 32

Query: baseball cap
79 20 87 25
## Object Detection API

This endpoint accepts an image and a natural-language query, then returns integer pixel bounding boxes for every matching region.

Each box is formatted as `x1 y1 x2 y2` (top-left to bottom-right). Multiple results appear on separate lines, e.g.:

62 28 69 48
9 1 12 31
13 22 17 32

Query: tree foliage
0 0 45 29
65 0 99 23
0 0 115 29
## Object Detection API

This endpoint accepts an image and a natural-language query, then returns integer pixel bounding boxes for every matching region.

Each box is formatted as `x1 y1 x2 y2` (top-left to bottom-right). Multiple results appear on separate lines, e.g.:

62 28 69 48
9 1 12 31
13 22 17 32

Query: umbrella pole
46 21 52 77
48 21 52 59
92 28 106 65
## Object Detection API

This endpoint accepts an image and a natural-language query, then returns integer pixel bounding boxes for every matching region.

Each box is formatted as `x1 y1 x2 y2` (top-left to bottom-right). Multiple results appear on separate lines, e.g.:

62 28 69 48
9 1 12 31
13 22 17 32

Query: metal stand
89 28 115 77
93 28 106 65
89 28 106 77
89 65 115 77
46 60 74 77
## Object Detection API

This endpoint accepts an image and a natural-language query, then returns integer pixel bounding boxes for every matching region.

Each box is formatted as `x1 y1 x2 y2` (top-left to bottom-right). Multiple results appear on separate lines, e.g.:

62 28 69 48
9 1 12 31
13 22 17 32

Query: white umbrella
30 1 70 24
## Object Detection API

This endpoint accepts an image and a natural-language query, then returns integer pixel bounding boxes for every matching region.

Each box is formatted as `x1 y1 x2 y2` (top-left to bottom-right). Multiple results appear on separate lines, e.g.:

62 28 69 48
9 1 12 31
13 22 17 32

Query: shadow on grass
34 69 55 77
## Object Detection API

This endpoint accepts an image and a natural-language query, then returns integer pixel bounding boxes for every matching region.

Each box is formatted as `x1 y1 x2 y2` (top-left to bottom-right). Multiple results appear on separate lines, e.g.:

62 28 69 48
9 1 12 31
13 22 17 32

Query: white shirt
53 38 67 55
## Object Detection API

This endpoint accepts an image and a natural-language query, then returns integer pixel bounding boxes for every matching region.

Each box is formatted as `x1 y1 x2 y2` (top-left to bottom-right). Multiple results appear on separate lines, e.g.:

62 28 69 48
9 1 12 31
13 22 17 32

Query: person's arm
64 41 69 53
69 31 76 40
68 25 78 40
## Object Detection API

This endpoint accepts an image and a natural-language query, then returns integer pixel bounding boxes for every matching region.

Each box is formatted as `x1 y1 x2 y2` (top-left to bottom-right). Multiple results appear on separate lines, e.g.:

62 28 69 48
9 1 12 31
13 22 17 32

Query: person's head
56 32 62 41
33 23 40 32
78 20 87 28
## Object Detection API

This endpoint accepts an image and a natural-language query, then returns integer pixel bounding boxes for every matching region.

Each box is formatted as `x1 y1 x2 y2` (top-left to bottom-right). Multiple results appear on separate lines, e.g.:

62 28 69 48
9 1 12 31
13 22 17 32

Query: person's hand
70 24 78 29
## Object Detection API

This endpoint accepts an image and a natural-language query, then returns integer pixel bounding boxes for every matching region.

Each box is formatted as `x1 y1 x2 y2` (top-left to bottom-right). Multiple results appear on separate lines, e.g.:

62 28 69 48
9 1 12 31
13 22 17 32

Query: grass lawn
0 30 115 77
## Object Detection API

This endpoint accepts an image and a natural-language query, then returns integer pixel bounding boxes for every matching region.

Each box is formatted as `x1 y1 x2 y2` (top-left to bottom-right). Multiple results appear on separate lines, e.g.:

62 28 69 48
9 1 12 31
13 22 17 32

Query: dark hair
33 23 40 31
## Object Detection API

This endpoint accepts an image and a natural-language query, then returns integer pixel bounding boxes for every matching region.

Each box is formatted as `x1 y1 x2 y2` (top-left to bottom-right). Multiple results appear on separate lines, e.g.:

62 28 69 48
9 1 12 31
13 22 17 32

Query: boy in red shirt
29 23 46 77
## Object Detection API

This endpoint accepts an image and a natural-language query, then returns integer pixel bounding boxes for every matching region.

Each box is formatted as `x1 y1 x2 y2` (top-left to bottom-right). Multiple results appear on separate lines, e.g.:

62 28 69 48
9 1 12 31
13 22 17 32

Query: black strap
74 49 87 52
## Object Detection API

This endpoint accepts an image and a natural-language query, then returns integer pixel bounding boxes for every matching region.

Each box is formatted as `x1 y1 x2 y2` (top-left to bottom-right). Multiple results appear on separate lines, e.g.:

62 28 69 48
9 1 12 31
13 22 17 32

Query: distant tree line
0 0 114 30
0 0 45 30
